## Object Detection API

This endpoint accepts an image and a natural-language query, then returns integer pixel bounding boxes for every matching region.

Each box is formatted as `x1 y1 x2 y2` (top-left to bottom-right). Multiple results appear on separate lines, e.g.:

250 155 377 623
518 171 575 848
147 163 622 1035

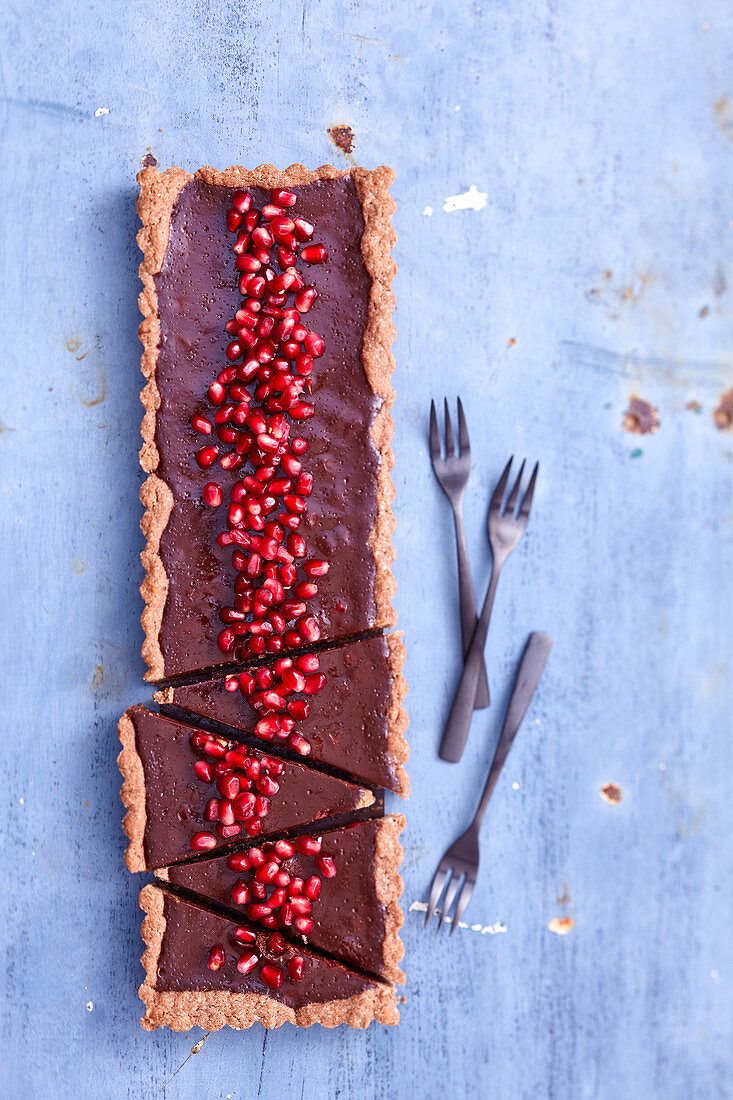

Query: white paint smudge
443 185 487 213
86 1001 94 1011
512 782 520 790
94 107 110 117
408 900 506 935
423 206 433 216
711 970 722 984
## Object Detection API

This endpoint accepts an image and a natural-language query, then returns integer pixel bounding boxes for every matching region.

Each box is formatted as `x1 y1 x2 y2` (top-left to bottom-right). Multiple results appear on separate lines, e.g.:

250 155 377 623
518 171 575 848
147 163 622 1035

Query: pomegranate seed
294 916 314 935
289 734 311 755
233 926 257 945
296 616 320 643
275 870 291 888
246 760 262 779
268 887 287 909
255 795 271 816
260 964 284 990
233 792 257 820
217 628 236 652
316 855 336 878
303 673 326 695
303 559 329 578
289 895 312 916
207 943 226 970
232 190 252 214
294 581 317 599
245 816 264 835
276 246 297 267
237 951 259 975
280 668 306 693
293 217 314 241
191 413 212 435
218 773 240 800
294 285 318 313
287 956 304 981
226 208 242 231
256 774 279 796
227 852 251 872
304 875 322 900
196 444 219 469
190 831 217 852
287 699 310 720
247 902 272 921
301 243 327 264
291 437 308 455
295 835 322 856
303 331 325 358
255 714 281 739
203 797 219 822
231 880 250 905
236 254 262 274
255 860 279 884
270 188 297 207
194 760 213 783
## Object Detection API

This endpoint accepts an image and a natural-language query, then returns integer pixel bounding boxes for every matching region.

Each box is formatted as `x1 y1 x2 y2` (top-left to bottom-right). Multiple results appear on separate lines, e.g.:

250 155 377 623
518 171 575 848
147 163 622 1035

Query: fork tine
504 459 526 515
456 397 470 456
438 872 463 931
490 457 513 511
425 867 449 926
429 400 440 460
519 461 539 519
443 399 455 457
449 878 475 935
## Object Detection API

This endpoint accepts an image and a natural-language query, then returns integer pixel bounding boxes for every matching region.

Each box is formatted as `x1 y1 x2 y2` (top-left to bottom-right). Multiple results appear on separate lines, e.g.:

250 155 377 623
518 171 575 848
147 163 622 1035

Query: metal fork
426 631 553 932
429 399 490 709
439 457 539 762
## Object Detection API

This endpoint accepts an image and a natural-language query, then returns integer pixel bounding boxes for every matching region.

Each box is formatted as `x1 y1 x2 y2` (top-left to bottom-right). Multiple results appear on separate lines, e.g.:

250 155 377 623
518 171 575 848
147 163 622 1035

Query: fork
429 399 490 710
426 631 553 932
439 457 539 763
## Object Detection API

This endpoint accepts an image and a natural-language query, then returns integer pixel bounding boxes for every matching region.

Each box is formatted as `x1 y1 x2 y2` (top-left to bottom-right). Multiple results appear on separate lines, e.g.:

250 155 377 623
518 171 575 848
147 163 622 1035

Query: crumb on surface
327 125 355 154
548 916 574 936
622 396 659 435
142 153 158 168
601 783 622 804
713 388 733 430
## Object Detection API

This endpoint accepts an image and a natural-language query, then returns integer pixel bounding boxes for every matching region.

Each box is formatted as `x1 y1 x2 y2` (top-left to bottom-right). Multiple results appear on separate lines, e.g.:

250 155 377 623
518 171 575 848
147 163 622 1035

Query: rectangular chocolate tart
118 706 374 871
156 632 409 794
139 885 398 1030
157 815 405 981
138 164 397 682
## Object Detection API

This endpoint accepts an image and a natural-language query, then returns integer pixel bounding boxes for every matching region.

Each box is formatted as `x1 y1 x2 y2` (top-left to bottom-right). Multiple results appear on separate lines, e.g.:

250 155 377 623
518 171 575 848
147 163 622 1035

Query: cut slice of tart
156 632 409 794
119 706 374 871
138 165 397 682
157 815 405 981
139 884 398 1030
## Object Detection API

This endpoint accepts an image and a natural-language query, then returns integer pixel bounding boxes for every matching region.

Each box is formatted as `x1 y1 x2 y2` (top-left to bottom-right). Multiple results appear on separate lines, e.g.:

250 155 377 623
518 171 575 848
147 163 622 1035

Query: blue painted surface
1 2 732 1097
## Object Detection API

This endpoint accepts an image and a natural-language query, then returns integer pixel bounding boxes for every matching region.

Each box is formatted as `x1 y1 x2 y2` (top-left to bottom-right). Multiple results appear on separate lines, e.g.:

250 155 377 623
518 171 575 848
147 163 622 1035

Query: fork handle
473 632 552 829
439 562 502 762
451 506 491 710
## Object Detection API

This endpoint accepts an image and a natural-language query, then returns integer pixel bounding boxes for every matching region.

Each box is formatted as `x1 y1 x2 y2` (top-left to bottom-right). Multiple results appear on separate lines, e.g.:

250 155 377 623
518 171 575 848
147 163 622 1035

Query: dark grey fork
426 631 552 932
439 456 539 762
429 399 490 710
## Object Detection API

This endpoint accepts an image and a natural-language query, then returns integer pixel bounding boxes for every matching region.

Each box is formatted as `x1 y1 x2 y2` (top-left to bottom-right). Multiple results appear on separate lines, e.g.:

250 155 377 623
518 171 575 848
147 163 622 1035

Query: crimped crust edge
138 884 399 1030
118 709 146 873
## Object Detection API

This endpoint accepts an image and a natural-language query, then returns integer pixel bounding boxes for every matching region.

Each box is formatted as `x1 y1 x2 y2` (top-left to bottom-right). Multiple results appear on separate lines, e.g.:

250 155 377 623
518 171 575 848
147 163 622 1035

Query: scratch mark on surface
409 901 507 934
332 31 388 45
256 1031 268 1096
4 97 88 121
715 95 733 141
443 185 488 213
162 1031 211 1090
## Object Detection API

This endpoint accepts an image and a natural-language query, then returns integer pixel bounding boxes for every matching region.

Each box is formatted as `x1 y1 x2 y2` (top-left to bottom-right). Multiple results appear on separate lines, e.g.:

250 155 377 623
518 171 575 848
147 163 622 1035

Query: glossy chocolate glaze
165 819 387 976
129 707 370 868
155 890 375 1005
168 634 397 790
153 177 382 679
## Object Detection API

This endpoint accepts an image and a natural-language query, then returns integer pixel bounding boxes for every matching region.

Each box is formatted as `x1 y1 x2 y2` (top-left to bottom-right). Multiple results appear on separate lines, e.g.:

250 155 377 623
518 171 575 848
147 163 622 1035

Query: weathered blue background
1 1 731 1097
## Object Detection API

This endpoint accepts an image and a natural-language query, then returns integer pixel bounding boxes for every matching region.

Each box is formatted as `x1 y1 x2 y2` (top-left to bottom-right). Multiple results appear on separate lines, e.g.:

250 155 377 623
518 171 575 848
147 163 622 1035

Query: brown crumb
713 388 733 430
556 884 571 906
327 125 355 154
548 916 574 936
600 783 622 804
699 305 710 318
622 396 659 435
141 153 158 168
507 337 516 347
686 400 702 413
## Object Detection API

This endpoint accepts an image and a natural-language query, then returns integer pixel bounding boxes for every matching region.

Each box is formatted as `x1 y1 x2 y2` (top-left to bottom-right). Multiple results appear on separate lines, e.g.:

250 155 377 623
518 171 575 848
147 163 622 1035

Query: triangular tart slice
139 885 398 1030
157 815 405 981
119 706 374 870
